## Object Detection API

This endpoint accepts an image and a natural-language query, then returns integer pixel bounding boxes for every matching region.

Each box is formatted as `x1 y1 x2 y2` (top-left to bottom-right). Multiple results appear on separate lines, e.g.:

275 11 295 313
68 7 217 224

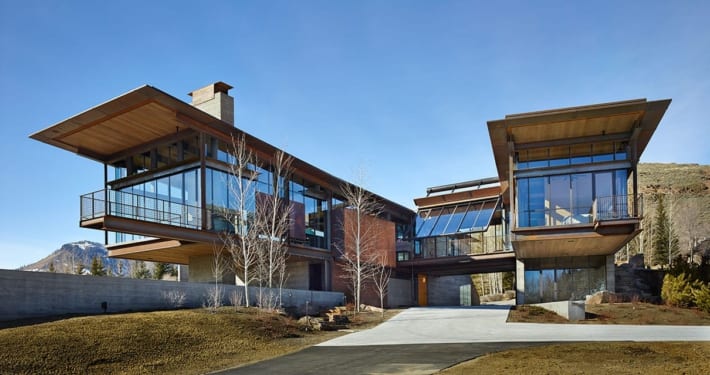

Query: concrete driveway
218 306 710 374
321 305 710 346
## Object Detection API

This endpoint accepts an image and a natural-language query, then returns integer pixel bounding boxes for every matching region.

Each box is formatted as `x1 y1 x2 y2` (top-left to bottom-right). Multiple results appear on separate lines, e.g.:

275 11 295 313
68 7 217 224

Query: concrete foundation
535 300 585 321
188 255 236 284
515 258 525 305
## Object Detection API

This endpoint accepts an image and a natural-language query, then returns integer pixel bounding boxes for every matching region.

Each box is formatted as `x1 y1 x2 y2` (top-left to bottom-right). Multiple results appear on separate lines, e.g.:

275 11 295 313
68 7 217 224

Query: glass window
459 202 482 233
570 144 591 164
473 206 494 230
517 178 529 227
430 206 455 236
548 175 570 226
571 173 593 223
528 177 546 226
416 208 440 237
442 204 468 234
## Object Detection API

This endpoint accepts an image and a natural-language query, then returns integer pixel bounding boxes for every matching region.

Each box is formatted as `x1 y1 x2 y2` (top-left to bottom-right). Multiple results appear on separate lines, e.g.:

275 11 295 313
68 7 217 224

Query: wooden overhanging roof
30 84 414 220
487 98 671 199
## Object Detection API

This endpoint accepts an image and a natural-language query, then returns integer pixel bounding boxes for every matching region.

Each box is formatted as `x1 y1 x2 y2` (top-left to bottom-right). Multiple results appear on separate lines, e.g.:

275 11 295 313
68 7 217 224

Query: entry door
417 274 428 306
309 263 323 291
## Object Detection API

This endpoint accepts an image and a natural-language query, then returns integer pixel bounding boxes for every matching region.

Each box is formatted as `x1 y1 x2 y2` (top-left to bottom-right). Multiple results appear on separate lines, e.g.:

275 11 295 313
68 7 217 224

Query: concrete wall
287 261 310 290
387 277 413 307
515 258 525 305
427 275 473 306
0 269 343 321
535 300 585 321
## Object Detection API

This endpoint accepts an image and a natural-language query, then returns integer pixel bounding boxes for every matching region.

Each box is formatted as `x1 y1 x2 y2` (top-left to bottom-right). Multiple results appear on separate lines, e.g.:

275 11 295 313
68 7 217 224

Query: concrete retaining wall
0 269 343 321
535 300 585 321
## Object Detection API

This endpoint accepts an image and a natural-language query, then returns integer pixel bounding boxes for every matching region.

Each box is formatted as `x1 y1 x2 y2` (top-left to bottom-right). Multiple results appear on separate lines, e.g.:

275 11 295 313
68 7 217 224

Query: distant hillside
19 241 133 276
638 163 710 196
636 163 710 255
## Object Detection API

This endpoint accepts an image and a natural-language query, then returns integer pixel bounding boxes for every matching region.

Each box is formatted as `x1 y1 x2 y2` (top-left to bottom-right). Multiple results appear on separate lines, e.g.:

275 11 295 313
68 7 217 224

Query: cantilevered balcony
81 189 203 230
512 194 644 259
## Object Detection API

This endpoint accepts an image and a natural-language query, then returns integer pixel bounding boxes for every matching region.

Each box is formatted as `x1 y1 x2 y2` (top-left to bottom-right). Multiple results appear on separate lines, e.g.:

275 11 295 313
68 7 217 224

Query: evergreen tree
48 262 55 273
132 261 152 279
153 262 171 280
90 256 107 276
75 262 85 275
652 194 680 266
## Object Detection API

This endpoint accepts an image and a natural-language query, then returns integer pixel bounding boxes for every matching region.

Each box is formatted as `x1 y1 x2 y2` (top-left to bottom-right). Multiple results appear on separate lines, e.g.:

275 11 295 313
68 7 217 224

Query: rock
297 316 322 331
360 304 384 313
586 290 618 304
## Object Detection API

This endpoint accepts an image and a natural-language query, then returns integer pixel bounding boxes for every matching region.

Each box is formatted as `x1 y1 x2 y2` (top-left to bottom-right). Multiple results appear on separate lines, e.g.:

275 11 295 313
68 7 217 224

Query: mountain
19 241 133 276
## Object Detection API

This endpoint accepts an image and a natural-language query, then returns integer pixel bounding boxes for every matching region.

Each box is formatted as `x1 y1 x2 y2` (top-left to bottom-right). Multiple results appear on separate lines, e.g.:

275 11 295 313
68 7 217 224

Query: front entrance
417 274 428 306
309 263 323 291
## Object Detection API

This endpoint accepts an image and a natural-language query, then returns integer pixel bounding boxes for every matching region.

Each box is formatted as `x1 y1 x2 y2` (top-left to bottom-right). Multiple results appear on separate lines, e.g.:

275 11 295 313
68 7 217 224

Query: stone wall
0 269 343 321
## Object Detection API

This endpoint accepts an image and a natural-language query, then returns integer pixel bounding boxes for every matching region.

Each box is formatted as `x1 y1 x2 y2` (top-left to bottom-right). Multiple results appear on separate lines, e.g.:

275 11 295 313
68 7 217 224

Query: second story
487 98 671 258
30 82 414 263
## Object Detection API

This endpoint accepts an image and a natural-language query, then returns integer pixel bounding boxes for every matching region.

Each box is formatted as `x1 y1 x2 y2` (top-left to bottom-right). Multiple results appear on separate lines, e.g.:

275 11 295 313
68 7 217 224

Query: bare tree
334 172 383 312
673 196 705 261
371 253 392 318
205 241 229 312
220 134 260 307
254 149 292 309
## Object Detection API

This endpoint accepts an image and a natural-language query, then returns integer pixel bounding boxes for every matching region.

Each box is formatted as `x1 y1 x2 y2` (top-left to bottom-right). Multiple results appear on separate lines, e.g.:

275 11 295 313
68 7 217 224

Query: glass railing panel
79 189 204 230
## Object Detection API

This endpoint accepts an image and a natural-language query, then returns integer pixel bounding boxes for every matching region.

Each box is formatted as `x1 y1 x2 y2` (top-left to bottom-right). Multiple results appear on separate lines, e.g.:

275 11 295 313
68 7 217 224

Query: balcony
516 194 642 229
512 194 644 259
81 189 203 230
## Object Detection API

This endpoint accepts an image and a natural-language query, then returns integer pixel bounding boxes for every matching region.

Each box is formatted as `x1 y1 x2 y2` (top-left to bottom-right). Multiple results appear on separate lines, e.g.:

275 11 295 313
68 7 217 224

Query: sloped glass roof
415 197 500 238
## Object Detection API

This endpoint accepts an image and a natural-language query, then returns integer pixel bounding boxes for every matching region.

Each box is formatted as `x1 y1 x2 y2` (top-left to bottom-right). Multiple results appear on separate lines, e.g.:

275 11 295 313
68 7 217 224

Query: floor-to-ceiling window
413 199 506 258
523 256 606 303
516 169 629 227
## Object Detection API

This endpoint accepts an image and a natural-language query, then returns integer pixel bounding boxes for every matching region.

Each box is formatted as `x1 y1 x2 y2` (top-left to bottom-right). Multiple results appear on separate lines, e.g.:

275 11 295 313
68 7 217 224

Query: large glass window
523 256 606 303
517 169 630 227
516 141 629 170
413 199 504 258
289 178 328 249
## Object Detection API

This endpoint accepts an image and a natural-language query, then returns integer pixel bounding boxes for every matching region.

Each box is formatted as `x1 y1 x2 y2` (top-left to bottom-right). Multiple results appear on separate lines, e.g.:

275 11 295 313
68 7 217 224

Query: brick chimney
189 82 234 125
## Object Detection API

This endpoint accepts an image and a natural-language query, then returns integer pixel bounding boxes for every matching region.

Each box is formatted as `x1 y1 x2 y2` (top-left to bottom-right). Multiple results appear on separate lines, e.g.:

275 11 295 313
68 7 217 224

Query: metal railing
517 194 642 228
593 194 642 222
80 189 202 230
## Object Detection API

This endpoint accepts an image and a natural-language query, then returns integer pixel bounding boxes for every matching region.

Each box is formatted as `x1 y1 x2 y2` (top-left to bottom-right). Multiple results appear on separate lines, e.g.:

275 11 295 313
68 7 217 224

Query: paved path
217 306 710 374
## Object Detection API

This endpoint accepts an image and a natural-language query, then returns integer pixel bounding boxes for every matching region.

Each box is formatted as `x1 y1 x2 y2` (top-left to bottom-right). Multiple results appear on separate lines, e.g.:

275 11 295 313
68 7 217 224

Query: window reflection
516 169 630 227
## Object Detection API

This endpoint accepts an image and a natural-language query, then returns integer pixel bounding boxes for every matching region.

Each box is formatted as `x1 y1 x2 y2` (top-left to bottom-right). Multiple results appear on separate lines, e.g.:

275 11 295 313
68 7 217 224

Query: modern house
31 82 670 307
30 82 414 305
488 98 671 304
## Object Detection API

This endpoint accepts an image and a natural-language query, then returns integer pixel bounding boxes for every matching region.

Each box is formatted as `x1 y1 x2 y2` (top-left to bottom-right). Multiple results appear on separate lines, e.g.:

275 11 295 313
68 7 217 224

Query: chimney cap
188 81 233 97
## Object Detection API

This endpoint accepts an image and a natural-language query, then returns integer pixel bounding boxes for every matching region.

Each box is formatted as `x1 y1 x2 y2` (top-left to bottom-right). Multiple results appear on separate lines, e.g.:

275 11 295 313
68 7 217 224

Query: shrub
162 290 186 309
693 283 710 313
661 273 696 308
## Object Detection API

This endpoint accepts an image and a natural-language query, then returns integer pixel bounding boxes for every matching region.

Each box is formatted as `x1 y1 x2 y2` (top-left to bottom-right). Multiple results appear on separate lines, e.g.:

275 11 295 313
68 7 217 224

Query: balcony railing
80 189 202 230
517 194 642 228
593 194 642 222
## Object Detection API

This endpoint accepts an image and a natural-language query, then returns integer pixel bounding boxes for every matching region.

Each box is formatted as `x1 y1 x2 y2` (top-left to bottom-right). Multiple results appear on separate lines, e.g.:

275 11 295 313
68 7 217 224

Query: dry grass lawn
441 303 710 374
438 342 710 375
508 302 710 325
0 307 398 374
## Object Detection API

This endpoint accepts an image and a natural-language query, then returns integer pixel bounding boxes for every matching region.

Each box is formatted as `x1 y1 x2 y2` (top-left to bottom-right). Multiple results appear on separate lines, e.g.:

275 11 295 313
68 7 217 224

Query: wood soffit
30 84 415 217
487 98 672 191
413 186 501 208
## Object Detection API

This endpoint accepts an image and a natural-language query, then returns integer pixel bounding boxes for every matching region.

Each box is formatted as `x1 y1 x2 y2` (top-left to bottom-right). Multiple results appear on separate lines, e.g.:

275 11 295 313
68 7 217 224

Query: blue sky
0 0 708 269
